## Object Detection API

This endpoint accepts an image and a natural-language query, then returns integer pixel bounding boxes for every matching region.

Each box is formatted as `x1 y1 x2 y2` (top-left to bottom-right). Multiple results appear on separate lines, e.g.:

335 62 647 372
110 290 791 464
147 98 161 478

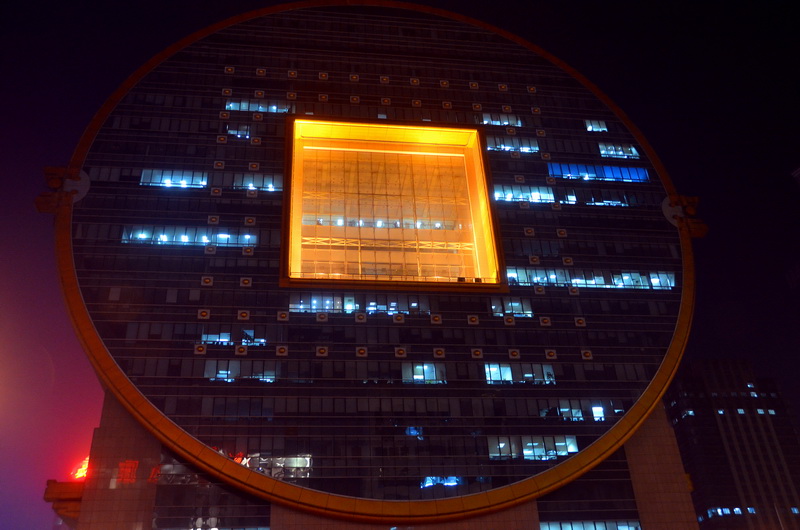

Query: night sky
2 2 798 528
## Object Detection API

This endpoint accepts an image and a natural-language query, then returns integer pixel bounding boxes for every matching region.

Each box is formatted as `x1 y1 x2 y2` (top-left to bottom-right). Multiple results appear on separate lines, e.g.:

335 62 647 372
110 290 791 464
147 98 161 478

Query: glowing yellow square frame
286 119 500 288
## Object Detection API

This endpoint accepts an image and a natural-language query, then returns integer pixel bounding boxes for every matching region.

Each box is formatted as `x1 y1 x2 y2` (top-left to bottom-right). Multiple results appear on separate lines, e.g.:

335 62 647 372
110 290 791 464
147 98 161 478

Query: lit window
140 169 208 188
734 507 742 514
737 408 745 415
519 363 556 385
598 142 640 159
490 296 533 317
791 507 799 514
757 409 765 415
402 362 446 384
488 435 521 459
584 119 608 132
225 98 289 113
505 267 675 291
241 329 267 346
485 135 539 153
520 434 578 460
717 409 725 415
547 162 649 183
748 507 756 514
559 399 584 421
201 332 232 345
287 120 500 286
592 406 605 421
681 409 695 418
493 184 554 203
122 225 256 247
482 112 522 126
227 124 251 138
420 476 463 488
405 426 423 439
484 363 513 384
768 409 776 415
204 360 241 383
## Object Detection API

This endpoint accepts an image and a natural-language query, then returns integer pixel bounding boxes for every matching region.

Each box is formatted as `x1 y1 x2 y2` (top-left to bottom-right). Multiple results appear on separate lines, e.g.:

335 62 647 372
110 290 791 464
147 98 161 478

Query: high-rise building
41 2 703 528
666 360 800 529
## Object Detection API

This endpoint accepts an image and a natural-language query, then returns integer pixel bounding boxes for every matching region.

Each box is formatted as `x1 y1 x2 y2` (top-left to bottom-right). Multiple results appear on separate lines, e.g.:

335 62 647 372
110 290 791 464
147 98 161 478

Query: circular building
52 1 695 526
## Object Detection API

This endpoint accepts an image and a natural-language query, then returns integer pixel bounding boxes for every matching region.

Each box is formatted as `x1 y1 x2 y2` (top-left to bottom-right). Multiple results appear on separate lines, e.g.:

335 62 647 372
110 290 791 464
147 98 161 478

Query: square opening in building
286 119 500 286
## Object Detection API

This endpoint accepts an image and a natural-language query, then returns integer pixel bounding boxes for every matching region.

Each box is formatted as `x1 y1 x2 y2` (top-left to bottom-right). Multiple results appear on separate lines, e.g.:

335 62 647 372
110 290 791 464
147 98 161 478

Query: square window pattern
287 120 500 285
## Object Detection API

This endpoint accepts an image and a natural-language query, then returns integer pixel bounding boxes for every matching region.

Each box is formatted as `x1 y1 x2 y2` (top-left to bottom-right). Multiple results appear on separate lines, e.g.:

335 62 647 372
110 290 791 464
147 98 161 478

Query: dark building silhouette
41 2 703 528
666 360 800 529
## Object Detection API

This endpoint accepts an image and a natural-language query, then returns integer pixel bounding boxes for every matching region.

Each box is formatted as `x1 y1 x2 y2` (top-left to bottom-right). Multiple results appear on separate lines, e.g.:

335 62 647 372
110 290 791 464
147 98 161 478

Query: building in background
666 360 800 529
41 2 703 528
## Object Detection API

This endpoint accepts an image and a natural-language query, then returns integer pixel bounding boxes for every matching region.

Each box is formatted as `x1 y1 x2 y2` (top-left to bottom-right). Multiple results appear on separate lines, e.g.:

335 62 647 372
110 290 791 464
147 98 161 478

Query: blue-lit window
225 98 289 112
140 169 208 188
201 332 232 345
769 409 776 415
681 409 695 418
405 426 424 439
289 293 348 313
490 296 533 317
202 360 277 383
493 184 554 203
584 119 608 132
402 363 445 384
748 507 756 514
560 400 584 421
121 226 256 247
757 408 765 415
138 168 281 191
522 434 578 461
586 188 629 207
486 135 539 153
420 476 463 488
241 329 267 346
204 360 240 383
488 435 521 459
717 409 725 415
224 172 282 191
519 363 556 385
598 142 640 159
540 522 641 530
592 406 605 421
791 507 799 514
489 435 578 461
482 113 522 126
548 162 649 183
506 267 675 290
287 293 430 315
737 408 745 415
226 124 251 138
484 363 513 384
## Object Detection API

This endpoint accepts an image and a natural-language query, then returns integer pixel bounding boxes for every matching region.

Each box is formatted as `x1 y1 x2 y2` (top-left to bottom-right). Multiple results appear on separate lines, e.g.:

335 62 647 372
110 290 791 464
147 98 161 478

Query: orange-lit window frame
282 119 504 291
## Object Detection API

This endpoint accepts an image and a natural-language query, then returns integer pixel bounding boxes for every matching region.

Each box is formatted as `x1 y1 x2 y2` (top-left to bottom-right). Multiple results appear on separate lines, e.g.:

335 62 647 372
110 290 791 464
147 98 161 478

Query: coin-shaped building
46 2 698 528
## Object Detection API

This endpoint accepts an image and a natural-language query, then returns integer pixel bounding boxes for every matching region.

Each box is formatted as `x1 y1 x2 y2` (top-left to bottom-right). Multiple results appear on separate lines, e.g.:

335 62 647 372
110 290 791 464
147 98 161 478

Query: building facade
666 360 800 529
42 2 701 528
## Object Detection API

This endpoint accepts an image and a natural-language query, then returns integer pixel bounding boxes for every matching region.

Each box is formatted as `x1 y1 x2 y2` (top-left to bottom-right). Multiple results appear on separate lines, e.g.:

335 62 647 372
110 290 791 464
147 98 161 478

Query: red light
117 460 139 484
71 457 89 480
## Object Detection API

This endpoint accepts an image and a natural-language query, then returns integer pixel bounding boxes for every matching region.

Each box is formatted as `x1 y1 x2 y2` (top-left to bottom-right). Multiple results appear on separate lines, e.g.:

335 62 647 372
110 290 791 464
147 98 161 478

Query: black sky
2 2 798 528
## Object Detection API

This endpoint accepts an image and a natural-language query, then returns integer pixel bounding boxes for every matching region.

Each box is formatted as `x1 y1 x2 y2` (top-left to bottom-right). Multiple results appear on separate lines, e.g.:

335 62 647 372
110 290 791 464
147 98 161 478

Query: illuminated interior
288 119 500 285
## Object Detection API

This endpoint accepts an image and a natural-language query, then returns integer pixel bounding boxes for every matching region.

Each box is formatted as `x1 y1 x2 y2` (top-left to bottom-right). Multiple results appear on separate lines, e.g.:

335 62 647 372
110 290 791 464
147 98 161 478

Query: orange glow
288 120 500 285
71 456 89 480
